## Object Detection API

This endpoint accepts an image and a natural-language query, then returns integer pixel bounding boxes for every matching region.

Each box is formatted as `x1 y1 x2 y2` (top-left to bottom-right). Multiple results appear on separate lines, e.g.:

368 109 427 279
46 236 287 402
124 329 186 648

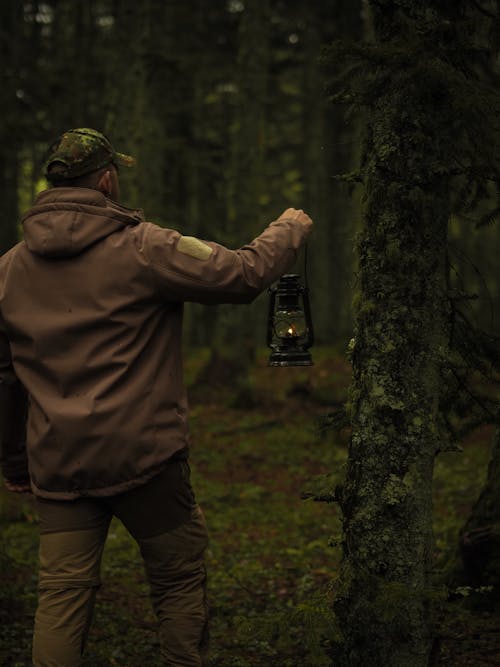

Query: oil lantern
267 274 314 366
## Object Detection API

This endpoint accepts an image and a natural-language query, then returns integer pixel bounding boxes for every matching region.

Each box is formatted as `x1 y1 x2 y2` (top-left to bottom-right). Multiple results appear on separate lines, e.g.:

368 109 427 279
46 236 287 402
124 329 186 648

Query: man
0 127 313 666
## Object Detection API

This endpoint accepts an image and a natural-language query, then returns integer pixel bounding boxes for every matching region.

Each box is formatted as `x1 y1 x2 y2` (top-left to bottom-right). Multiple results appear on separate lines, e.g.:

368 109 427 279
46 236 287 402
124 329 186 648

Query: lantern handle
267 284 277 348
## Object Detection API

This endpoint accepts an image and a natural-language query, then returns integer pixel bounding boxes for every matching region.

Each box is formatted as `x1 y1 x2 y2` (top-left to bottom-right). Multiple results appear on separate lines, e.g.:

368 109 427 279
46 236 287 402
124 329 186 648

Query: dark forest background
2 2 500 666
1 1 499 352
1 0 362 359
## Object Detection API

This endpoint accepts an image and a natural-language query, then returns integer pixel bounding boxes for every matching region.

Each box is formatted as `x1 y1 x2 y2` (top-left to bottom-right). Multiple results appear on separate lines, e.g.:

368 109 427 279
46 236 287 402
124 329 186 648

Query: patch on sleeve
177 236 213 261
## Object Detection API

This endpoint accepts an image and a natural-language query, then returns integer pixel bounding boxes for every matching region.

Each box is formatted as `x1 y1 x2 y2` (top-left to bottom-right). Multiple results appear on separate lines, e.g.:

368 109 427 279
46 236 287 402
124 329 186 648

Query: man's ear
97 170 112 197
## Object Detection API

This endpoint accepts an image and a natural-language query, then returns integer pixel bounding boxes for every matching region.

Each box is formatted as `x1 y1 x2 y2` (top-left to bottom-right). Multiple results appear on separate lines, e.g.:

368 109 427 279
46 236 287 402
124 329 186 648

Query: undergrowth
0 348 496 666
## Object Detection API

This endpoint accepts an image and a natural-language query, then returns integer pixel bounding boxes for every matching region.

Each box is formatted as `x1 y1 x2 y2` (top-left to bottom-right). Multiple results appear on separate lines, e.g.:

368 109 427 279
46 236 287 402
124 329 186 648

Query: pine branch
469 0 499 20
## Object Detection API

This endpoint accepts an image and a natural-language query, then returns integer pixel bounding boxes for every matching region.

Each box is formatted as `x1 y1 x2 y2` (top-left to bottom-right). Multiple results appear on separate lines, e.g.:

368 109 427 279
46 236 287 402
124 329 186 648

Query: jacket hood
22 187 144 258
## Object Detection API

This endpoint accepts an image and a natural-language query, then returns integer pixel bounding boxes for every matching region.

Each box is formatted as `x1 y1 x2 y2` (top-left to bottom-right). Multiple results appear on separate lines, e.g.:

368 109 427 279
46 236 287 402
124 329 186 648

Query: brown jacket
0 188 309 499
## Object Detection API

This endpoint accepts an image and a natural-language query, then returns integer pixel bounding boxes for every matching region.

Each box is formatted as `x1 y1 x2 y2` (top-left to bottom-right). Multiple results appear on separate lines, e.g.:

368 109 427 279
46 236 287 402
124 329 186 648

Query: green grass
0 348 497 666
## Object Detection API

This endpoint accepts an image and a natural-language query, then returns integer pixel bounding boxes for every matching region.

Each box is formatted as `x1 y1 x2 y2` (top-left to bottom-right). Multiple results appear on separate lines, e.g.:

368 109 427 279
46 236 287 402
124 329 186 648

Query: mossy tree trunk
335 98 448 666
332 2 461 664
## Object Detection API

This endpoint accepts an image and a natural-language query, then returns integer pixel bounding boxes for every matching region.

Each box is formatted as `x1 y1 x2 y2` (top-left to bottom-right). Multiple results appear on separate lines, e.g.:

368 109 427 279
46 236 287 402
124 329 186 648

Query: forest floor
0 347 499 666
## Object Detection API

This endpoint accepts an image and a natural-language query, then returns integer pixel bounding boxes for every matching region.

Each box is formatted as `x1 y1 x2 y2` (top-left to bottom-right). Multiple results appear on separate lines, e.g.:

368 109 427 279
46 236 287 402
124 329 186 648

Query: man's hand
278 208 313 232
4 478 32 494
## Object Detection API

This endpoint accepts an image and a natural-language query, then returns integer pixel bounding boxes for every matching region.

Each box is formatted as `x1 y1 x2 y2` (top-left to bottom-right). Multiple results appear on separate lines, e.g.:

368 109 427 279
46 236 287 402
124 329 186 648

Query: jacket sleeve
141 216 310 304
0 315 29 482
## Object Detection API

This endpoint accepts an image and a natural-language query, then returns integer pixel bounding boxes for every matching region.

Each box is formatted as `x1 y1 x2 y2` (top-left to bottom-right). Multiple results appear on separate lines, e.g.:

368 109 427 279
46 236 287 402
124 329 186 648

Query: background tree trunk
458 426 500 593
0 0 24 253
197 0 270 403
302 0 362 347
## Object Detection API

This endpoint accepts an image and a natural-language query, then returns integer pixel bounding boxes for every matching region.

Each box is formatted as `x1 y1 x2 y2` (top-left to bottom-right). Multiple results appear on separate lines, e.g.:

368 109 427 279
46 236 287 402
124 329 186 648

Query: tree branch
470 0 498 20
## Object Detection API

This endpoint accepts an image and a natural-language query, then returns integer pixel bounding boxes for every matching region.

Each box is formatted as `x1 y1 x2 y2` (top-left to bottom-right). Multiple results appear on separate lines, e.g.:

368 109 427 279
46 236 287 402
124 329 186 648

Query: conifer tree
321 1 500 664
0 1 27 253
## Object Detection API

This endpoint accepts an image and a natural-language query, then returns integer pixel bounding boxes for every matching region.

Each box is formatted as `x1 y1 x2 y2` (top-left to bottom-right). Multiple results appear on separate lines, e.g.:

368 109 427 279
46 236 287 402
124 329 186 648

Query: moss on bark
330 2 466 664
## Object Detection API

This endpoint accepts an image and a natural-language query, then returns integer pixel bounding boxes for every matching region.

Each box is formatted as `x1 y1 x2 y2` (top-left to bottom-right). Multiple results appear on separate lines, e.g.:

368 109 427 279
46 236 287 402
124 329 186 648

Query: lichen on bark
321 0 500 662
329 2 466 664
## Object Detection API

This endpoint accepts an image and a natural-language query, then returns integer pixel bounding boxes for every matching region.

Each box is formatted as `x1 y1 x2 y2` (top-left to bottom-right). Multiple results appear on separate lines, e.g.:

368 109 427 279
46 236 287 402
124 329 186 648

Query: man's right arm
141 208 313 304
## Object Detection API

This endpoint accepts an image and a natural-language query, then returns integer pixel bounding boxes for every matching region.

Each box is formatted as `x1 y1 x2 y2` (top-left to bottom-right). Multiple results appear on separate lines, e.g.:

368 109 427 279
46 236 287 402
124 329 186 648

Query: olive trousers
32 460 209 667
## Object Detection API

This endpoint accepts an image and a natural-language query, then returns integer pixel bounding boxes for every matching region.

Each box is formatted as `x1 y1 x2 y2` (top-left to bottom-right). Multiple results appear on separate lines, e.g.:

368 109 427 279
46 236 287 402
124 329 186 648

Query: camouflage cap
44 128 135 182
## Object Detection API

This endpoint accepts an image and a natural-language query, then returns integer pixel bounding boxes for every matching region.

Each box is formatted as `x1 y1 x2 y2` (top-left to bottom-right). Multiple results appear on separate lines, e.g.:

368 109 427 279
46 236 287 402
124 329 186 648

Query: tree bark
0 0 24 253
198 0 270 398
332 2 456 664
